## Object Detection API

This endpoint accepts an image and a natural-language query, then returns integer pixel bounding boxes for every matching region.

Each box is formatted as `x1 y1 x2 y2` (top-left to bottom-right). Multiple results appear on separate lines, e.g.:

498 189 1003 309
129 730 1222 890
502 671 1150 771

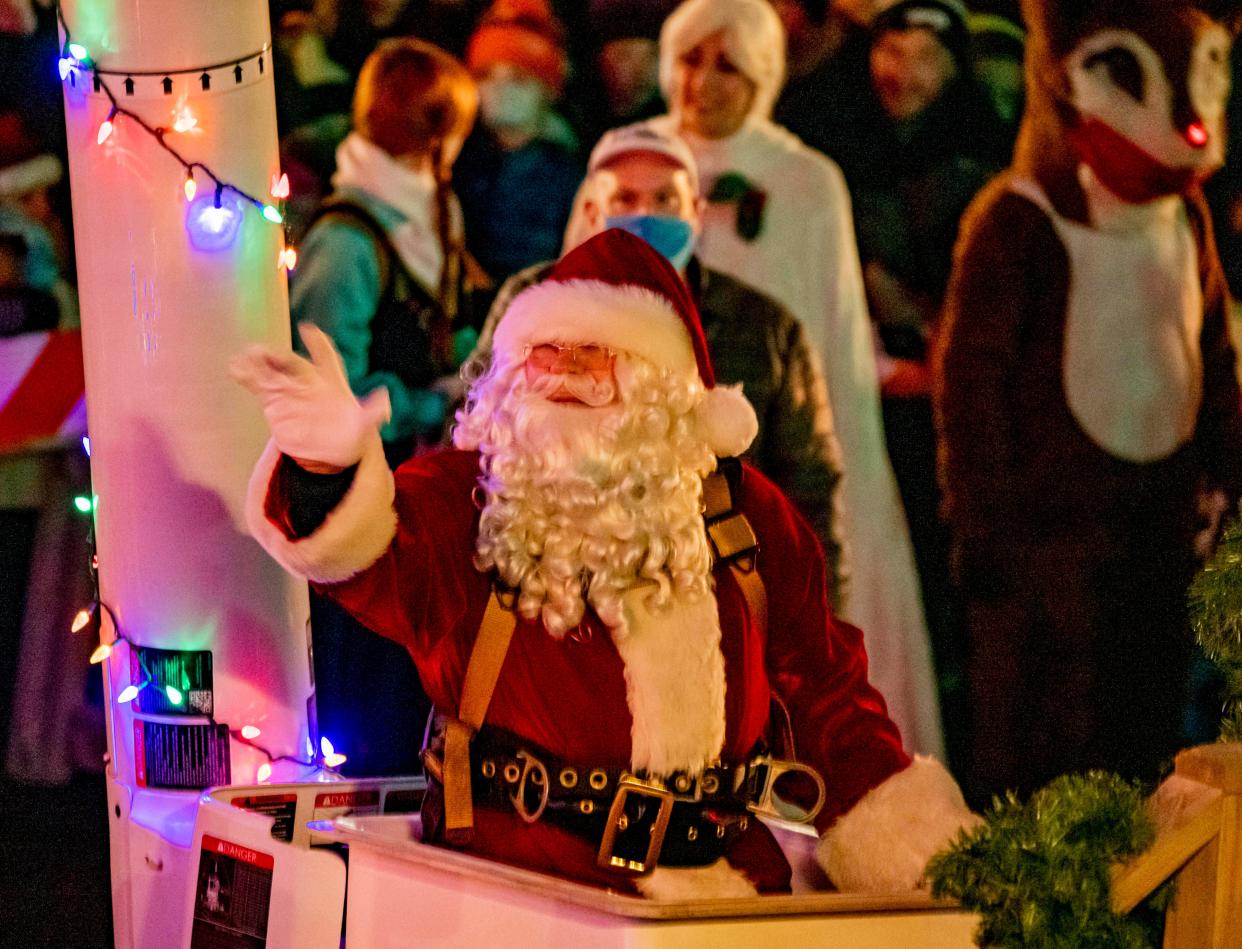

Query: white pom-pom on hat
695 383 758 459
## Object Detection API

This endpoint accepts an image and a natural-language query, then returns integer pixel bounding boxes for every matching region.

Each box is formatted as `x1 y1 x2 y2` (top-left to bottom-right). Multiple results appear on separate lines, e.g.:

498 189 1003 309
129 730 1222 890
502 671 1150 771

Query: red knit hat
466 0 568 95
492 228 758 457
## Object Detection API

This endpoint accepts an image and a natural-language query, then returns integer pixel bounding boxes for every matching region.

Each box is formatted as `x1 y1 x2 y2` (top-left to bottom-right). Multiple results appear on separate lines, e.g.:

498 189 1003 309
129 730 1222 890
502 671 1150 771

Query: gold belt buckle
746 758 827 824
597 774 674 874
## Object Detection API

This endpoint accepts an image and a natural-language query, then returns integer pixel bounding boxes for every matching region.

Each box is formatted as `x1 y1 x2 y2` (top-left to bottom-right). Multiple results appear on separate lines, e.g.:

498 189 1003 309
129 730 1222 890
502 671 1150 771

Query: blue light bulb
185 193 243 251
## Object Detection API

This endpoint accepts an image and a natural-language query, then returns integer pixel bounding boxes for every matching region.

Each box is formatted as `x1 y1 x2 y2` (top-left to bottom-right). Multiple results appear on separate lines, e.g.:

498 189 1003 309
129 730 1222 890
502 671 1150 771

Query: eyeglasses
523 343 616 372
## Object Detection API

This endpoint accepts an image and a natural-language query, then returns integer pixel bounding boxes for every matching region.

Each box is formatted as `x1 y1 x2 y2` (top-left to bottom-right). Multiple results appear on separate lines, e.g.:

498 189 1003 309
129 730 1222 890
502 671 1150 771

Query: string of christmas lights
70 439 341 779
73 597 344 776
55 4 296 270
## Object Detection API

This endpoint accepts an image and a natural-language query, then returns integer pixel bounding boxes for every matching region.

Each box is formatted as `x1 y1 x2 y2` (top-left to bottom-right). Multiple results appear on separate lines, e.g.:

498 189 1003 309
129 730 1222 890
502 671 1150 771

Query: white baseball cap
587 122 700 196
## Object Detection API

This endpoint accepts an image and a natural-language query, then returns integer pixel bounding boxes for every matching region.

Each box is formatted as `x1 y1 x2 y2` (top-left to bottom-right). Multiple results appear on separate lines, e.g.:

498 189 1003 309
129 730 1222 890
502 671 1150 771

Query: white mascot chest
1012 177 1204 462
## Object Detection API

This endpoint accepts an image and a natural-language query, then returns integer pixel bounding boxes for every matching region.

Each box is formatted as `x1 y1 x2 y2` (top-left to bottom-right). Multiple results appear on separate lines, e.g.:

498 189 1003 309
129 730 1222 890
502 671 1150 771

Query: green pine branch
927 773 1160 948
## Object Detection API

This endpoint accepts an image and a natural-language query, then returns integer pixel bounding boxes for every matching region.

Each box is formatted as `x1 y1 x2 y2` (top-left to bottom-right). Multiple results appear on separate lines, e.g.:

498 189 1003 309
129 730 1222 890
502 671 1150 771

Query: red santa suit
239 229 973 895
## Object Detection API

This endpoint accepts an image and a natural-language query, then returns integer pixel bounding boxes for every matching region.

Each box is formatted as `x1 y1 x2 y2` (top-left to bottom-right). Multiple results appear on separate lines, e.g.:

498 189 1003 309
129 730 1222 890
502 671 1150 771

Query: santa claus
233 229 972 897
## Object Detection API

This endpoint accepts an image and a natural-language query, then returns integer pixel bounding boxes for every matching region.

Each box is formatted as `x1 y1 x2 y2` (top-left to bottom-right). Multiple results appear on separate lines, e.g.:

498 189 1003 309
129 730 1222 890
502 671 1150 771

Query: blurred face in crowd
599 38 661 116
673 31 757 140
476 62 551 137
870 27 957 121
583 152 702 233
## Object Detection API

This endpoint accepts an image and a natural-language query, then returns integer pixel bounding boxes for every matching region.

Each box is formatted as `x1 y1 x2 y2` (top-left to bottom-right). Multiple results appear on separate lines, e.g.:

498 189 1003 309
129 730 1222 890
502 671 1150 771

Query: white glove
231 323 390 471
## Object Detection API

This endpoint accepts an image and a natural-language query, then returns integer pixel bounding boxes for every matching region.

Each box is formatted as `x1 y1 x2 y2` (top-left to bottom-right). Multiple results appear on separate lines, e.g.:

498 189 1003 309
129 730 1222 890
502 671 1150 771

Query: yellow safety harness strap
702 467 767 642
441 587 517 844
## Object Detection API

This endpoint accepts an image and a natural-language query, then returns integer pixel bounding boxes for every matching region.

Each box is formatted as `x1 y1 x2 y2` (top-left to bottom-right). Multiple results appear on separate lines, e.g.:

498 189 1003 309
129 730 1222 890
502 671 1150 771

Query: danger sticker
190 835 273 948
312 788 380 822
232 794 299 844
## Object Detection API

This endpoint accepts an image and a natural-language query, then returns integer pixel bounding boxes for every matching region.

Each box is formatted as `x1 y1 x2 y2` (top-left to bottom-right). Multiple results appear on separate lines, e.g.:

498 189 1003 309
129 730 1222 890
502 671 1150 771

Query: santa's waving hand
231 323 390 473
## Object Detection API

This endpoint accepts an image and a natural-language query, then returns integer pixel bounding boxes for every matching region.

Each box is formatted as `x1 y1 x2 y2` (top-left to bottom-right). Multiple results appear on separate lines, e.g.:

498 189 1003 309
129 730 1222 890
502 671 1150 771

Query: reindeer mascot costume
936 0 1242 802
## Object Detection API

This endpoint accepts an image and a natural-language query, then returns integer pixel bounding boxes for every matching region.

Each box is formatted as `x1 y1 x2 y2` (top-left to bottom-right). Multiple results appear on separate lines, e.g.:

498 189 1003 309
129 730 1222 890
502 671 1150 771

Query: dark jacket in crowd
454 129 584 284
834 79 1011 357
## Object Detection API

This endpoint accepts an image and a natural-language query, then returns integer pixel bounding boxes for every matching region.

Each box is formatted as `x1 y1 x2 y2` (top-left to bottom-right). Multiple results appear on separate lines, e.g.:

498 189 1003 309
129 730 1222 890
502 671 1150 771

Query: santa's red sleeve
244 434 489 660
743 464 977 891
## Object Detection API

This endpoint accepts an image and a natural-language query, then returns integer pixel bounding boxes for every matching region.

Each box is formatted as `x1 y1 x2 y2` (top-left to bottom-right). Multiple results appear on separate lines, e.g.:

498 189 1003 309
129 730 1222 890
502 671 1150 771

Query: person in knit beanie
235 227 976 896
828 0 1010 783
455 0 584 281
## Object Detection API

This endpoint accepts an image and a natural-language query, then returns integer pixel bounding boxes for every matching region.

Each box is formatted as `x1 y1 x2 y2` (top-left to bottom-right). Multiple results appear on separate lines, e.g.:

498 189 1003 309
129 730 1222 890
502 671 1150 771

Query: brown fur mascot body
936 0 1242 803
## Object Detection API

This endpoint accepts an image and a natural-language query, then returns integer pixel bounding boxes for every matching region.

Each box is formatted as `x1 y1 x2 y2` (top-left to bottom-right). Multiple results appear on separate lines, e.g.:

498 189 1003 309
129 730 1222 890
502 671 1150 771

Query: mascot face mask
1063 11 1233 201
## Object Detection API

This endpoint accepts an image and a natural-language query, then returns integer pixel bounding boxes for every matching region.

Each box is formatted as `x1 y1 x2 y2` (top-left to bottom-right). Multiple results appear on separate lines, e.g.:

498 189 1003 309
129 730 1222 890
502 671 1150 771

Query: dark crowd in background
1 0 1241 820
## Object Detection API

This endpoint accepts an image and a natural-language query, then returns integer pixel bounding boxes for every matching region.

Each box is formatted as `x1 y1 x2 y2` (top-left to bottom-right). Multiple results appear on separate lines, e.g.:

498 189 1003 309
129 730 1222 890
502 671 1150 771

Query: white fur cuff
494 279 698 378
244 435 397 584
816 756 980 893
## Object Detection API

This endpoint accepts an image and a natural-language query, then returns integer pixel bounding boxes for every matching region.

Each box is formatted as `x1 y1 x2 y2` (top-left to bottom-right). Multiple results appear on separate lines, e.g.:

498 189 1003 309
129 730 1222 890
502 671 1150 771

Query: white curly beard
452 354 717 639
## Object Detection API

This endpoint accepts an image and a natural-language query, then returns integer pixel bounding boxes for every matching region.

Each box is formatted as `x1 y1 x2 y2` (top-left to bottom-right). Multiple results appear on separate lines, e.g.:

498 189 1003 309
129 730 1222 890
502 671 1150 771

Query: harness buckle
597 774 675 874
745 757 827 824
509 749 550 824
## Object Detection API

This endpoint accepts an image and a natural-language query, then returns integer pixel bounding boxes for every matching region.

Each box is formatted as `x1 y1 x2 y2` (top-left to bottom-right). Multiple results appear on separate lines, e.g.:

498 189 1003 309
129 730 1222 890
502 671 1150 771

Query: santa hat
658 0 787 122
492 228 758 457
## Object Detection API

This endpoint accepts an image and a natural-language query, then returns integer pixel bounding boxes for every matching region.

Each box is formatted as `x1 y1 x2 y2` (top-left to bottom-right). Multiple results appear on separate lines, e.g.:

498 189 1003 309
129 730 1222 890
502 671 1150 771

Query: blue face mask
605 215 695 271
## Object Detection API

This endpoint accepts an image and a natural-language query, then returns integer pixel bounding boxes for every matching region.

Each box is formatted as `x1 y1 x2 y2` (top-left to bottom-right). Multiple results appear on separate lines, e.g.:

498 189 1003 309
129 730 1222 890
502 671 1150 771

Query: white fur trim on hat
659 0 787 122
494 278 759 456
494 277 699 375
245 434 397 584
815 756 981 892
612 585 726 777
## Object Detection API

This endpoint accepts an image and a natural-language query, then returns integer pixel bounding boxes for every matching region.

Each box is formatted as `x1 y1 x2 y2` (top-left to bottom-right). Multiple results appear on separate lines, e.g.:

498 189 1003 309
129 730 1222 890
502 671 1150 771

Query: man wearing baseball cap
472 122 850 609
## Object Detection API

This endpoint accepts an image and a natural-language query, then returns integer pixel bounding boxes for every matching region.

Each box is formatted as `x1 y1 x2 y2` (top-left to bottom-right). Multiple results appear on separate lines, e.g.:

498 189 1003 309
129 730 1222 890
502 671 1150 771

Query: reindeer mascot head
934 0 1242 803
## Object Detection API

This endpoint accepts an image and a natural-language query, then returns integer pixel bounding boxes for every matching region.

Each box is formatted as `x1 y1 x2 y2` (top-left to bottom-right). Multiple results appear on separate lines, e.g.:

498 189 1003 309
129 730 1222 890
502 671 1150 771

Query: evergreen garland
1189 509 1242 741
926 772 1161 948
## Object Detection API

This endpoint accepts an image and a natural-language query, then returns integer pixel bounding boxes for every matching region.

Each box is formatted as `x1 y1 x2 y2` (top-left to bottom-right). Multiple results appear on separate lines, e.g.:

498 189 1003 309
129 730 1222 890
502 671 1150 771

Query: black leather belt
428 726 824 874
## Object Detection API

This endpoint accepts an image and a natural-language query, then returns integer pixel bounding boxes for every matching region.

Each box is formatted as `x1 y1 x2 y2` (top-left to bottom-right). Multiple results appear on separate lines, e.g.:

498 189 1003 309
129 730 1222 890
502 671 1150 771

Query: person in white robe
640 0 943 758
